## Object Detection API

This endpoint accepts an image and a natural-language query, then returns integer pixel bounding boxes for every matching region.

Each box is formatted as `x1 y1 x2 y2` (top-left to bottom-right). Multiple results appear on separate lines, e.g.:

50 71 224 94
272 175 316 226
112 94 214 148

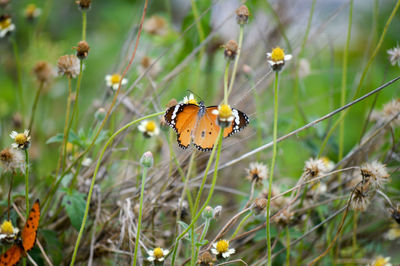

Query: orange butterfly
0 200 40 266
164 100 249 151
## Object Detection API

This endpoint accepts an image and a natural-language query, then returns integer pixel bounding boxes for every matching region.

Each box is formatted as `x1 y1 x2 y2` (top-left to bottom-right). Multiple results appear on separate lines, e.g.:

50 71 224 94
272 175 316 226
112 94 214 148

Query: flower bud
140 151 153 168
235 5 250 25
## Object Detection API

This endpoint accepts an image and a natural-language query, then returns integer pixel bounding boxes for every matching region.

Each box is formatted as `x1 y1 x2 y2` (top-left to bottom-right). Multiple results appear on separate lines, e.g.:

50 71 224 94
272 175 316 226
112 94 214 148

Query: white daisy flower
0 220 19 244
387 44 400 66
211 240 235 259
0 15 15 38
266 46 292 72
10 129 31 150
138 120 160 138
147 247 169 262
371 256 392 266
182 93 198 105
105 73 128 91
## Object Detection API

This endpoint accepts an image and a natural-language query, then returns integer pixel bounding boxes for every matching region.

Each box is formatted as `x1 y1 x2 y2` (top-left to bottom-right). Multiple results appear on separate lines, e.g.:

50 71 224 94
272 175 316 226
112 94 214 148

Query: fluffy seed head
57 55 80 78
0 148 25 173
350 188 370 212
197 251 214 265
246 162 268 185
253 198 267 214
360 161 390 189
33 61 55 83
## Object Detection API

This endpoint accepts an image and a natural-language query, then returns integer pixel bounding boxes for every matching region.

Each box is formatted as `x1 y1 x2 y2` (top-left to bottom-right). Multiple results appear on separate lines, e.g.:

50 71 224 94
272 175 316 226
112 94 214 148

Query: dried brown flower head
235 5 250 24
138 56 161 78
76 0 91 10
223 40 238 60
33 61 55 83
143 15 167 36
0 0 11 7
273 209 294 226
390 206 400 224
57 55 80 78
350 188 370 212
253 198 267 214
0 148 25 173
73 41 90 60
304 158 328 179
197 251 215 266
246 162 268 185
360 161 390 189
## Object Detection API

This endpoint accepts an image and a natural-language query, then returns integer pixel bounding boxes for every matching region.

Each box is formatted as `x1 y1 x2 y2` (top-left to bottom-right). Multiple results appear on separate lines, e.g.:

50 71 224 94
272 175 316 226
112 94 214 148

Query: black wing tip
193 144 213 152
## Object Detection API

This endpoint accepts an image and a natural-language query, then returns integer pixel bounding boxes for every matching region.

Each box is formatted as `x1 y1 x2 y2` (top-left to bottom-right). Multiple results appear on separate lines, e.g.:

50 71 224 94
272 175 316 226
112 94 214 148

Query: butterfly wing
224 108 249 137
164 104 199 149
191 107 220 151
0 245 22 266
21 199 40 252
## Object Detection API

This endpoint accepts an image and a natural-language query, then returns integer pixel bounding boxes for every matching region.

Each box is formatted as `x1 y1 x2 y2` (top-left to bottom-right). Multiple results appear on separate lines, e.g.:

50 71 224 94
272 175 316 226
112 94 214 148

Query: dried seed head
235 5 250 24
253 198 267 214
73 41 90 60
0 0 11 7
246 162 269 185
223 40 238 60
0 148 25 173
304 158 328 179
360 161 390 189
350 188 370 212
76 0 91 11
57 55 81 78
138 56 161 78
273 209 294 226
390 206 400 224
143 15 167 36
33 61 55 83
197 251 215 266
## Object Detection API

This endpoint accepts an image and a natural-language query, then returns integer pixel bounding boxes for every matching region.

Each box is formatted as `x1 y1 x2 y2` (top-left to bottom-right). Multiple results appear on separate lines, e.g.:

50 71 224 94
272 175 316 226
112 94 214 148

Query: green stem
318 0 400 156
132 167 147 266
170 130 223 265
266 71 279 266
227 25 244 98
223 61 230 105
82 11 87 41
28 81 44 131
11 38 25 115
292 0 316 124
60 78 72 173
230 211 253 240
70 111 163 266
24 149 30 217
338 0 353 163
285 226 290 266
193 218 211 265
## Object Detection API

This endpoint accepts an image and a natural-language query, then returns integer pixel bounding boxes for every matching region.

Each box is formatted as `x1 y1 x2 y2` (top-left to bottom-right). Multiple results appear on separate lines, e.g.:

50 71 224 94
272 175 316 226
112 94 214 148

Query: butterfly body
164 102 249 151
0 200 40 266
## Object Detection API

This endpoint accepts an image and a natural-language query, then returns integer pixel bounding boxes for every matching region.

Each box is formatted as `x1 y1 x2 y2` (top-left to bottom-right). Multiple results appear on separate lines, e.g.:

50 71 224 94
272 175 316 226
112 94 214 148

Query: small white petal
222 252 230 258
24 129 30 136
11 143 18 148
212 109 219 115
158 258 164 262
284 54 293 61
105 75 111 81
212 243 217 248
211 248 218 255
10 131 18 138
121 79 128 85
163 250 169 255
112 84 119 91
229 248 235 254
266 53 272 57
147 256 155 261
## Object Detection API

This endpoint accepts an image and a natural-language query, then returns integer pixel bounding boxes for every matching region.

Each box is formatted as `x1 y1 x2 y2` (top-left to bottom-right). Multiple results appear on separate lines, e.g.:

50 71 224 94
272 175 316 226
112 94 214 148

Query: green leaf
46 133 64 144
62 190 86 231
195 239 209 247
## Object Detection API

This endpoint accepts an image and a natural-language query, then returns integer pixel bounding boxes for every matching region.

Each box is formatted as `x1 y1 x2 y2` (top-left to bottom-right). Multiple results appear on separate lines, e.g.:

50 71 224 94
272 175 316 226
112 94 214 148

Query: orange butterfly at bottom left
0 199 40 266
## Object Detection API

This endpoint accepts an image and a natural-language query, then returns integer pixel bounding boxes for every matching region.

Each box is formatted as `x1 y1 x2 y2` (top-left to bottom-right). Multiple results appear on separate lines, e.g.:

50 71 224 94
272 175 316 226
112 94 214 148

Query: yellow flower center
188 99 198 105
1 221 14 234
153 248 164 259
216 240 229 253
270 47 285 62
110 74 121 84
218 104 232 119
15 133 27 145
25 4 37 16
373 256 389 266
145 121 157 132
0 18 12 30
